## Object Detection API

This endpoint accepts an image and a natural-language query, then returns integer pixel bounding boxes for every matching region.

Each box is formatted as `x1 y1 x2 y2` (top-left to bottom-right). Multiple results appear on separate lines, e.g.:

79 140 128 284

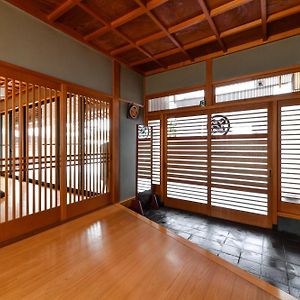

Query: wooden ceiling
6 0 300 75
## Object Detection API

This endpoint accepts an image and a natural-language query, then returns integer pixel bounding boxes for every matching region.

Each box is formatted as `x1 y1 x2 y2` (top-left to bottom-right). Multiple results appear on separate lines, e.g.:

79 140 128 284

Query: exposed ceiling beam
83 0 167 42
196 0 227 52
132 0 193 62
47 0 82 23
268 4 300 22
260 0 268 41
78 2 165 68
111 0 253 56
130 4 299 68
145 27 300 76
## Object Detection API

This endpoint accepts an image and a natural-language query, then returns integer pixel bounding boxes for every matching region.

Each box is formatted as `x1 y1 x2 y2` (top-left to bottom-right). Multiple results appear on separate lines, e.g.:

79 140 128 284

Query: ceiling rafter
260 0 268 41
83 0 167 42
48 0 82 22
77 2 165 68
196 0 227 52
133 0 194 62
111 0 253 56
5 0 142 73
145 26 300 76
130 4 300 67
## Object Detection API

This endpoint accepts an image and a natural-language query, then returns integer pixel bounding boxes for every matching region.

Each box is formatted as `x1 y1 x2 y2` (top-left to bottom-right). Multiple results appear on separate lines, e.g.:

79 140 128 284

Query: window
215 72 300 103
148 90 205 112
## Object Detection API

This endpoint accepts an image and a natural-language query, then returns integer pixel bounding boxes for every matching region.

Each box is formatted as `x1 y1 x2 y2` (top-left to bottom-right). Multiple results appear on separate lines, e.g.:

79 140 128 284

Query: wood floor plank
0 205 294 300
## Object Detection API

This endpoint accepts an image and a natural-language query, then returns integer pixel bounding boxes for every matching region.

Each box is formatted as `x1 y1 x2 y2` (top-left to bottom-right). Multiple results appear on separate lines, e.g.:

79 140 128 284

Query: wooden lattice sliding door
278 99 300 217
63 85 111 219
163 104 272 227
0 68 61 242
0 63 112 244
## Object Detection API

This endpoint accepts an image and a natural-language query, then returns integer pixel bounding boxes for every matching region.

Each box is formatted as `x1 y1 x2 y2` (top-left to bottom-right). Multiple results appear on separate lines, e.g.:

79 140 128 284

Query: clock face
128 104 139 119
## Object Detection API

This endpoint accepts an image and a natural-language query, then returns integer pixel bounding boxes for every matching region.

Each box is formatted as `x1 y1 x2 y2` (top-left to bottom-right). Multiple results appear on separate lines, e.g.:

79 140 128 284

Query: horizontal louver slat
281 104 300 204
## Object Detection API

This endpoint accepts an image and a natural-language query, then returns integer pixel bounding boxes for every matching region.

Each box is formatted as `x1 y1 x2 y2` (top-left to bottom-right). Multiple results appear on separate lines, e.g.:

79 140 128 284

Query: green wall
146 62 206 95
213 35 300 81
120 66 144 201
0 1 112 94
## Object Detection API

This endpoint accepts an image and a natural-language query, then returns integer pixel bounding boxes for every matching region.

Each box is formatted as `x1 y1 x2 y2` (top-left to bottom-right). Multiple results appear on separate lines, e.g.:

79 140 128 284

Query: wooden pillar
271 101 278 225
111 61 120 203
206 59 214 106
60 84 67 220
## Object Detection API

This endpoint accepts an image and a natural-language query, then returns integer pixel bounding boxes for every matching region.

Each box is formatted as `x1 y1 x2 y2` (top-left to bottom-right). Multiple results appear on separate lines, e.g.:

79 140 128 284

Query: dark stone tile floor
144 207 300 299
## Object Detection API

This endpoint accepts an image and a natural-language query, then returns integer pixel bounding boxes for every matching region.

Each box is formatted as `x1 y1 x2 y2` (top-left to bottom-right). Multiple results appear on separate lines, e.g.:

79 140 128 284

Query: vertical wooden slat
60 84 67 220
25 83 29 216
4 78 9 222
73 94 77 203
97 99 100 195
84 97 88 200
12 79 16 220
32 86 36 214
100 101 103 194
105 101 108 193
68 93 72 204
49 89 53 208
55 90 59 207
38 86 42 212
93 98 96 195
44 88 48 210
19 81 24 217
79 95 84 202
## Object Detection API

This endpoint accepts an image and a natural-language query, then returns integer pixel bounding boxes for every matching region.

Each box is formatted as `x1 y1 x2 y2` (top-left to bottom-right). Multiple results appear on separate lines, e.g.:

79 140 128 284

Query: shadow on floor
144 207 300 299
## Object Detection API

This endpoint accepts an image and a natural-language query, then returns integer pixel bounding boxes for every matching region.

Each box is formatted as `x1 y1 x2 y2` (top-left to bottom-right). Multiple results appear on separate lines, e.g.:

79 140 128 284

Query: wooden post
206 59 214 106
60 84 67 220
111 61 120 203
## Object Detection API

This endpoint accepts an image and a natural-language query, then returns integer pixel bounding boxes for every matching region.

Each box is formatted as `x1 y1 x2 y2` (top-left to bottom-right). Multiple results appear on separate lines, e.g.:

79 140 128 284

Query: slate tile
241 250 262 264
261 265 288 285
238 258 261 276
221 244 241 257
219 252 239 265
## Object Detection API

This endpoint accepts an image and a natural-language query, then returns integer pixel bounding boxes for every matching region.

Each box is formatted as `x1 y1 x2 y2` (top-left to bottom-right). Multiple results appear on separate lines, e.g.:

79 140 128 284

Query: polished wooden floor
0 205 294 300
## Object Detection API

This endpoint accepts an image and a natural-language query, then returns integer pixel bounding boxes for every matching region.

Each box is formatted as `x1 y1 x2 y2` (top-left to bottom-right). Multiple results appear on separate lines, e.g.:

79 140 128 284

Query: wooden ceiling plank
110 7 146 28
78 2 164 67
111 44 135 56
147 0 169 10
110 0 258 56
85 26 111 42
260 0 268 41
133 0 194 62
211 0 255 17
145 26 300 75
136 31 166 46
48 0 82 23
220 19 262 38
132 3 299 68
196 0 227 52
268 4 300 22
168 14 206 34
